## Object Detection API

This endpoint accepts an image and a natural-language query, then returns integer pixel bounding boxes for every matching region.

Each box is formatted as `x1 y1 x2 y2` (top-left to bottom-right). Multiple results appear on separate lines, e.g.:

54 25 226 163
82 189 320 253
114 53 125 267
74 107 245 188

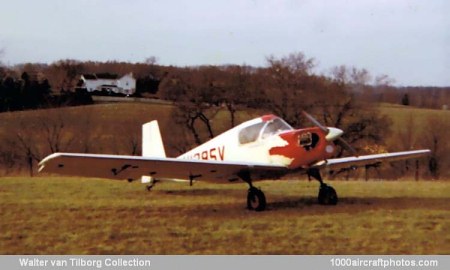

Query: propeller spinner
302 111 357 155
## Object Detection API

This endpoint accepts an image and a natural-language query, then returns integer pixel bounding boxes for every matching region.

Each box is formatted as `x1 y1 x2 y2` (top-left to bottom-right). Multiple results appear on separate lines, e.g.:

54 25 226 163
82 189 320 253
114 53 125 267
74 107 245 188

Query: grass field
378 103 450 131
1 177 449 254
379 102 449 119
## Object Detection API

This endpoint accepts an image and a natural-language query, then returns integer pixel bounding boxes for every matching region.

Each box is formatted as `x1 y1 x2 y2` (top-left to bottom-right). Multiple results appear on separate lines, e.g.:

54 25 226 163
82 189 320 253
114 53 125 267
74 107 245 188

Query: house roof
82 73 133 80
82 74 97 80
96 73 119 79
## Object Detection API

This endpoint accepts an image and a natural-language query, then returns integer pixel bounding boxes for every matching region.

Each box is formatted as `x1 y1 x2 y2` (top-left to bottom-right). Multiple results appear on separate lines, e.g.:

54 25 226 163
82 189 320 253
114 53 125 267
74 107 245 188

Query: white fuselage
178 116 294 167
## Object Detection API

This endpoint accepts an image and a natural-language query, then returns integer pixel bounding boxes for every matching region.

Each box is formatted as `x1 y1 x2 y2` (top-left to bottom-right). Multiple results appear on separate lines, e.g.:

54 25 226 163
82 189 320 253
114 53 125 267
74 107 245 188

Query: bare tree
421 116 450 179
14 119 42 176
0 47 4 65
48 59 84 92
172 101 220 145
160 67 222 145
112 119 141 155
262 52 316 127
37 110 75 153
145 56 158 66
221 65 252 128
11 108 84 175
330 65 350 84
375 74 395 87
71 107 97 153
266 52 315 75
0 132 20 176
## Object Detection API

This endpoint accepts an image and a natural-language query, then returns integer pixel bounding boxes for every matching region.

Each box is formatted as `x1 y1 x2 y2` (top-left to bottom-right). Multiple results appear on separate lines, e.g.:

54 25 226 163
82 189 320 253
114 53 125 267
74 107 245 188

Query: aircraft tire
247 187 266 211
318 184 338 205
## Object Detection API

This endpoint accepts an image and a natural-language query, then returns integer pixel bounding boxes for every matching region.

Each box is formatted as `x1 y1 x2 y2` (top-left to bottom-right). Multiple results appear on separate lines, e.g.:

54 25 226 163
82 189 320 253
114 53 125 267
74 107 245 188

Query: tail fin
141 120 166 184
142 120 166 158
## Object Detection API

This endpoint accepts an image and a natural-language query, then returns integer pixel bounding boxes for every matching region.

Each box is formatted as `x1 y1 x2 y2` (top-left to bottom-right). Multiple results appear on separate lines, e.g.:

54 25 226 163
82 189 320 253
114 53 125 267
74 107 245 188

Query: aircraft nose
325 127 344 141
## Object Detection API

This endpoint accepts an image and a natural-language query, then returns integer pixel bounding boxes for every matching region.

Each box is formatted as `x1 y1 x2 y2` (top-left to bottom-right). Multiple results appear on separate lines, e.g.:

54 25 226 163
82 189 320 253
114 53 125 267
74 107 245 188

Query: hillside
379 103 450 130
0 102 175 134
2 101 446 138
0 102 448 178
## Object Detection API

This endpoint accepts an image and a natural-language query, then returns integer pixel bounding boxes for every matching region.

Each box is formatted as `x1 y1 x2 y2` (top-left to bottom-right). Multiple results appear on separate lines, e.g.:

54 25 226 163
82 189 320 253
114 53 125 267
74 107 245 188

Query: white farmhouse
80 73 136 95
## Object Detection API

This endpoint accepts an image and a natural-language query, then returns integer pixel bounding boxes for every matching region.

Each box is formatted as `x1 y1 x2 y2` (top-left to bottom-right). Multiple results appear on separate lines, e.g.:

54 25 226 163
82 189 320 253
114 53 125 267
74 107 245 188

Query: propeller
302 111 358 156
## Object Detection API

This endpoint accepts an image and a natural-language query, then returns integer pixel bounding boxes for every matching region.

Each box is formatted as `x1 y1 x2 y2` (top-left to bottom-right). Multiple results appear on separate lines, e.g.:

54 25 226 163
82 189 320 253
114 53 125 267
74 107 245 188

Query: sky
0 0 449 86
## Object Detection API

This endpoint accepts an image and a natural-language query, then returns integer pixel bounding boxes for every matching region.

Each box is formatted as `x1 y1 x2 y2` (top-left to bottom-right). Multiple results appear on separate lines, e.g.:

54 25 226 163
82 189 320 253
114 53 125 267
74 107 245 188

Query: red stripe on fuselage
269 128 328 169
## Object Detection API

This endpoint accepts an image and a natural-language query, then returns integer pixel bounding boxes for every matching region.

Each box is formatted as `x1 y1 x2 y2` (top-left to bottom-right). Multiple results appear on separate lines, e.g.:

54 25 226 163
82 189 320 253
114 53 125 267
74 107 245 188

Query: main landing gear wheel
247 187 266 211
318 184 338 205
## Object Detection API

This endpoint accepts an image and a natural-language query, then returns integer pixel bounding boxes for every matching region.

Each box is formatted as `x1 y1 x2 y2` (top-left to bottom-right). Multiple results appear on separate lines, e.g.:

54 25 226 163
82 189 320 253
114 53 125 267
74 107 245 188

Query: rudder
142 120 166 158
141 120 166 184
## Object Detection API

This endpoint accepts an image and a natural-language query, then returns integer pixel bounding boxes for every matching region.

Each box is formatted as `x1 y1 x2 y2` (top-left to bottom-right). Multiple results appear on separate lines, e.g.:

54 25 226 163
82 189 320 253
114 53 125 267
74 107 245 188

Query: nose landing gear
318 183 338 205
308 168 338 205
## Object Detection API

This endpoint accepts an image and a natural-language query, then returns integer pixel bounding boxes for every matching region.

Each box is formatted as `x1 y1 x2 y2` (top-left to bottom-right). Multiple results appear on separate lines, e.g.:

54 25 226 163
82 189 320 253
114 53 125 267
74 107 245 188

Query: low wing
39 150 430 182
311 149 431 171
38 153 288 182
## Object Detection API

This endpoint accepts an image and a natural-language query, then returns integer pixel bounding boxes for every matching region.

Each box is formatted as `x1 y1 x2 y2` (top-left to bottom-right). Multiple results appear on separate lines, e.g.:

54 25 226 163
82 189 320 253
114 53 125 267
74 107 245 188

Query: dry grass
1 177 449 254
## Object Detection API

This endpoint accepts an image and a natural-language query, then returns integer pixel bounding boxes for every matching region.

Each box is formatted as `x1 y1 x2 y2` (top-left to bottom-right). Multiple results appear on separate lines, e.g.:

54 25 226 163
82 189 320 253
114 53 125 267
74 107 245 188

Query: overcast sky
0 0 449 86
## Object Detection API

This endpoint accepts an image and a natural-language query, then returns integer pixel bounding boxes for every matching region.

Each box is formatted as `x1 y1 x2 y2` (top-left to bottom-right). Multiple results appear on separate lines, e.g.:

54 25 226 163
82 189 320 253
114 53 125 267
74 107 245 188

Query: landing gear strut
145 178 159 191
146 184 154 191
308 168 338 205
239 171 266 211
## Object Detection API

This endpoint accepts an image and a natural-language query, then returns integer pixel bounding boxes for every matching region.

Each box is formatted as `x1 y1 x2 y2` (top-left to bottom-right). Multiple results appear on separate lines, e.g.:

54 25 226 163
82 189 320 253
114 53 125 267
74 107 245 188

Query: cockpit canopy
238 117 293 145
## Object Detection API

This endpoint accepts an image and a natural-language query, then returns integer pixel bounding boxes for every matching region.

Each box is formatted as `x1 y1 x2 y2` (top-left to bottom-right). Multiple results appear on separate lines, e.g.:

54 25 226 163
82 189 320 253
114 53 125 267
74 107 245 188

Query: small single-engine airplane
39 112 430 211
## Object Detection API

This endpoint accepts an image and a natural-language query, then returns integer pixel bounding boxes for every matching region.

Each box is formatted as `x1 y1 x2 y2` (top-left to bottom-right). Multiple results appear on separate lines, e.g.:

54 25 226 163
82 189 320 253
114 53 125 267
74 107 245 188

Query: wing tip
38 152 65 172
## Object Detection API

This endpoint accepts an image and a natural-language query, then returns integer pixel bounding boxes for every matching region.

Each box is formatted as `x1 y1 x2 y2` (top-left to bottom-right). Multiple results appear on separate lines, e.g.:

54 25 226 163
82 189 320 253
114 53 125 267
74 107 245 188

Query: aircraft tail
142 120 166 158
141 120 166 184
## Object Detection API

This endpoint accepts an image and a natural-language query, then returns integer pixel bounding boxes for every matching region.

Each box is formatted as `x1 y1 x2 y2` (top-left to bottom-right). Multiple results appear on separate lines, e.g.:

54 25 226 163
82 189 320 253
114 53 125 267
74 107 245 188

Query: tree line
1 57 449 112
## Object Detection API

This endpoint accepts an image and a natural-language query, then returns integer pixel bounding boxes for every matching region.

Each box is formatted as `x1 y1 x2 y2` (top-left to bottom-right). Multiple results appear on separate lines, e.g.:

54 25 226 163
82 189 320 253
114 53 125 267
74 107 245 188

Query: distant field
378 103 450 130
1 101 447 140
1 177 449 254
0 102 263 158
0 103 175 137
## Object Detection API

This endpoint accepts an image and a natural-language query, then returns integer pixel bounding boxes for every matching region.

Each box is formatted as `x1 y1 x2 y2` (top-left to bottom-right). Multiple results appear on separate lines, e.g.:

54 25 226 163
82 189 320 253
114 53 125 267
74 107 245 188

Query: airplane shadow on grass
161 188 239 196
266 197 450 213
155 188 450 214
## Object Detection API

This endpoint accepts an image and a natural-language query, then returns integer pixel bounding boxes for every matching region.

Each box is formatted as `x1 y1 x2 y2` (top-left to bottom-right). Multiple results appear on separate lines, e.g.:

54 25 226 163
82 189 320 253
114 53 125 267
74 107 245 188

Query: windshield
261 118 293 139
238 122 266 144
